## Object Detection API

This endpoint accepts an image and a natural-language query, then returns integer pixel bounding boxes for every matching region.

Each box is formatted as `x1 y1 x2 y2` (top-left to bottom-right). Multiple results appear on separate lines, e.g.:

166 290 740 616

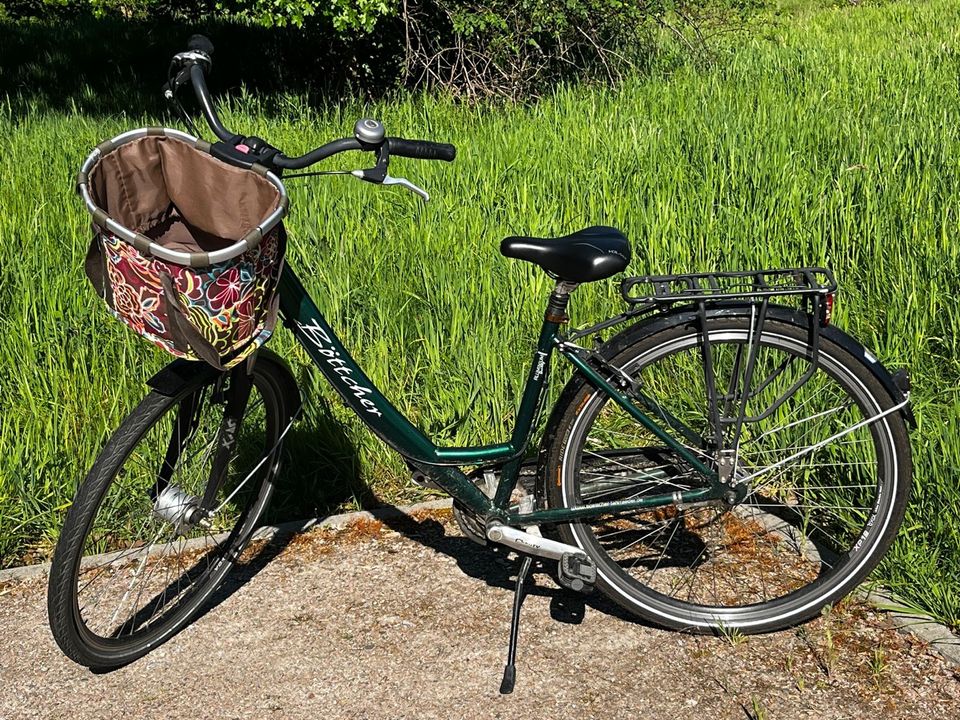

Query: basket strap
216 238 285 368
160 273 227 371
84 233 114 309
254 255 282 336
257 290 280 342
254 233 285 336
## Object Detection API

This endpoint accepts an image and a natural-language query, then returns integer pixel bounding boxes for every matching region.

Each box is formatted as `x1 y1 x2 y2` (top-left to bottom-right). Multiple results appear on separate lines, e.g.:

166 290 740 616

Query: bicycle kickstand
500 553 534 694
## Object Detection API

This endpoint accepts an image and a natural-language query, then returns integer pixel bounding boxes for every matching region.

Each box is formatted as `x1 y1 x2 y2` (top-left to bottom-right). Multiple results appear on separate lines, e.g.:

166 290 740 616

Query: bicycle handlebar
187 33 214 56
387 138 457 162
188 64 234 143
171 36 456 171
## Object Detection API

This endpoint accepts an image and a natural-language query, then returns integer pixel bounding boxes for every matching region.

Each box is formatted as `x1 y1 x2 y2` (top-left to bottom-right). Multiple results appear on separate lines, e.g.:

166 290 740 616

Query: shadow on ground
183 492 644 674
81 359 643 672
371 500 642 625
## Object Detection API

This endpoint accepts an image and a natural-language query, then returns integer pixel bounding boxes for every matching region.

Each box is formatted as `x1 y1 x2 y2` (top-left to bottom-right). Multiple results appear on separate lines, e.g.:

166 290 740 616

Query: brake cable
282 169 356 180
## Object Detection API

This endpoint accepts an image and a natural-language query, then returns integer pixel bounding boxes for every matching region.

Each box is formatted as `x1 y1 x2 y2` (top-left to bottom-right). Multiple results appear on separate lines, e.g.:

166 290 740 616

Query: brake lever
350 170 429 202
382 175 430 202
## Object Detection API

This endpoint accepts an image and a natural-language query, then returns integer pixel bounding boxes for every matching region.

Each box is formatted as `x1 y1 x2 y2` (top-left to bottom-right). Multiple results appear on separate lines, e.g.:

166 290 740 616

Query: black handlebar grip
187 34 215 57
387 137 457 162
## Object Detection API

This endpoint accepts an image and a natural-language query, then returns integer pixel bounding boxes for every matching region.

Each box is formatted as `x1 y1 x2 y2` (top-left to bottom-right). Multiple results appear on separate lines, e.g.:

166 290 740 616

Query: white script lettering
295 319 384 417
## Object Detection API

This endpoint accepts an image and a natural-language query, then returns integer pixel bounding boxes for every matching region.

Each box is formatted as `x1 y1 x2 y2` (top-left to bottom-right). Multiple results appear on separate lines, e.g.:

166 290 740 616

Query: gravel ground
1 509 958 720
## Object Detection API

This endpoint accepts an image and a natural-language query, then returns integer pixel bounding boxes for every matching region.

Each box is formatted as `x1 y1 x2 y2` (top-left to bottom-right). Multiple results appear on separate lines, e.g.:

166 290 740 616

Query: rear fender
543 303 913 468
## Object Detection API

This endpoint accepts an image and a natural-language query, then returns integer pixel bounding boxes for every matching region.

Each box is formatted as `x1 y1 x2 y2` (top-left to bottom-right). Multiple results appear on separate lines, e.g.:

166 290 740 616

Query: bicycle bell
354 118 385 145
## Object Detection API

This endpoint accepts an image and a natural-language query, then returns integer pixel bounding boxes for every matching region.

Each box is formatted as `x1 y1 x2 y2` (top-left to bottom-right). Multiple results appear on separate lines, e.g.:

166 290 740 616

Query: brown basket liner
87 135 282 256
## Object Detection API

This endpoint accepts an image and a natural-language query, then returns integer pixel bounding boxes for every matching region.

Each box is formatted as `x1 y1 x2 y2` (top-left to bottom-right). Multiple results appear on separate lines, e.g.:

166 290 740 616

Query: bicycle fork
149 365 254 536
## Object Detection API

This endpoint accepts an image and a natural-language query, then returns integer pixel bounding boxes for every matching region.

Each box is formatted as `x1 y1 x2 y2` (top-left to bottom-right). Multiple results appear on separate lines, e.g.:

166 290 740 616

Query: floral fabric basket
78 128 288 369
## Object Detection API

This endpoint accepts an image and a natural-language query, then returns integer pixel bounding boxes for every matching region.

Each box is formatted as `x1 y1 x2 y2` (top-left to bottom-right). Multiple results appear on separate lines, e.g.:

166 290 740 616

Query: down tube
277 268 494 511
278 267 437 463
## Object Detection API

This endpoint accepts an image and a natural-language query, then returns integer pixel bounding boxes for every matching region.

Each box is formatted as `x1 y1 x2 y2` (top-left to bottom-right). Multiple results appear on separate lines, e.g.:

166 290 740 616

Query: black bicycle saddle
500 226 631 283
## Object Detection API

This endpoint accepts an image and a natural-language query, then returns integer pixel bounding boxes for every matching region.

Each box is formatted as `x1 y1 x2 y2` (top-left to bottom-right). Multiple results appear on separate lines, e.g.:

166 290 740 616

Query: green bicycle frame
278 266 722 525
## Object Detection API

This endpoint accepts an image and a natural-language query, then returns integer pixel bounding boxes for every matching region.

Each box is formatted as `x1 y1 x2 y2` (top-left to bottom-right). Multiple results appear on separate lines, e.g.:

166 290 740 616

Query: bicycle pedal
557 552 596 593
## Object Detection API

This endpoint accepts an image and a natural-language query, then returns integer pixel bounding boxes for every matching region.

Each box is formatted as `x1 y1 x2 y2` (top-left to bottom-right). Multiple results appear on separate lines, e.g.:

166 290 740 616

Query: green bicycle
47 36 913 693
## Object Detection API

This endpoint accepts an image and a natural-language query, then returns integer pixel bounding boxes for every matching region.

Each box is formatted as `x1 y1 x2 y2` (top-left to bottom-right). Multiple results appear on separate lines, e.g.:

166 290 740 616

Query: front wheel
47 354 297 669
544 315 911 633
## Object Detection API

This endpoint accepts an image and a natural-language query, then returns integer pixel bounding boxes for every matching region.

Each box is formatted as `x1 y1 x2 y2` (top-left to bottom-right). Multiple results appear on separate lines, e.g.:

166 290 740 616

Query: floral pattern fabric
95 228 283 368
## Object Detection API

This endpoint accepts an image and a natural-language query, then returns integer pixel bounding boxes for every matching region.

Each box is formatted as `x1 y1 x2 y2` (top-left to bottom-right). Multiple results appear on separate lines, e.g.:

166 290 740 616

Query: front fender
146 349 301 416
146 358 217 396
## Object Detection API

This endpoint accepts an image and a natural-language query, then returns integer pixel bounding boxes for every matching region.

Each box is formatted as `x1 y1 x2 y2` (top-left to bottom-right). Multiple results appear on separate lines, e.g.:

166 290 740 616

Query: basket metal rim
77 127 288 268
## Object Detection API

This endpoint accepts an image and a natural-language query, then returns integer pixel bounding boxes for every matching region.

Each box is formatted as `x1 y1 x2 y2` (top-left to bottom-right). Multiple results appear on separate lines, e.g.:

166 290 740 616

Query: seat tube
492 280 579 509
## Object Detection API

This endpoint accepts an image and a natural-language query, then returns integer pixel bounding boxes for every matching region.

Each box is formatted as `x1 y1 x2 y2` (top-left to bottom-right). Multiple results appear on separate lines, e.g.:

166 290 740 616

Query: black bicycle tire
544 315 912 633
47 358 294 669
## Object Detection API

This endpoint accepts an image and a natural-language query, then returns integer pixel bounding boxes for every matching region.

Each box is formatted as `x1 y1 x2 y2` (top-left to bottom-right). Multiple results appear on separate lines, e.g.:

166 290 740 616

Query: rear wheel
544 315 911 633
47 356 296 668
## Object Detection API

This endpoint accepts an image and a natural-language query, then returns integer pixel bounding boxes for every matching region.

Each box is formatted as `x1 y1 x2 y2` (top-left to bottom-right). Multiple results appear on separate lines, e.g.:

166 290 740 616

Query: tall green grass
2 0 959 626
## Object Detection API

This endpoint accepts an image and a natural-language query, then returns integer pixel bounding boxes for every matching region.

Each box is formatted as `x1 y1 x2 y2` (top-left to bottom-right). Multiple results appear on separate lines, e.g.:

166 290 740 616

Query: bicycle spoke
67 372 278 648
564 322 897 614
101 522 167 631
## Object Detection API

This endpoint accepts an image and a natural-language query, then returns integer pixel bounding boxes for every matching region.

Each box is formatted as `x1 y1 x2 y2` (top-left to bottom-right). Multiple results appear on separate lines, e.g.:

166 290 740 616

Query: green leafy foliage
3 0 395 29
2 1 757 96
214 0 397 30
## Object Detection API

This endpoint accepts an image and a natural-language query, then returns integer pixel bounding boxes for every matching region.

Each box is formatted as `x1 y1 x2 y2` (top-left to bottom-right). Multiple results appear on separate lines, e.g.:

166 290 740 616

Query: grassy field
2 0 959 627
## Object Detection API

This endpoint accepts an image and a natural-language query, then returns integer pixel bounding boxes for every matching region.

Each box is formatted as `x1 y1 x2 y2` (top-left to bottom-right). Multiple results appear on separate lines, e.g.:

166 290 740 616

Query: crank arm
486 523 584 561
488 523 597 592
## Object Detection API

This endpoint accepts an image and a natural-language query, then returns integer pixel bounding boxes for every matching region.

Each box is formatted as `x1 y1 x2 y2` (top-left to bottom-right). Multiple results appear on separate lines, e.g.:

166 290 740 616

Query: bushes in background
2 0 764 98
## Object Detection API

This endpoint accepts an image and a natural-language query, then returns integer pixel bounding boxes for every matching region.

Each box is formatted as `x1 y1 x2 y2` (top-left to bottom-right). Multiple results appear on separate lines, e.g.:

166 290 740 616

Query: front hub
152 484 204 536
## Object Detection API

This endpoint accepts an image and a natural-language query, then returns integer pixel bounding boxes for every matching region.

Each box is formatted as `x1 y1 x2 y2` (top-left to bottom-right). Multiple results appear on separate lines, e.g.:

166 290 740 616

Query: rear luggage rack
621 267 837 305
568 267 837 343
567 267 841 454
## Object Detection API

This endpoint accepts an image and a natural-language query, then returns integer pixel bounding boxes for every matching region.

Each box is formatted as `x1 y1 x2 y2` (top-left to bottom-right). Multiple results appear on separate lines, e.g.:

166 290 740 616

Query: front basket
78 128 289 369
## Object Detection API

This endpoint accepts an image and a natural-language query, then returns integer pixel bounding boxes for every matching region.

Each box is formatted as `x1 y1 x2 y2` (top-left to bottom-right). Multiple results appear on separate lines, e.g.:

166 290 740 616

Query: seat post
544 280 579 324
